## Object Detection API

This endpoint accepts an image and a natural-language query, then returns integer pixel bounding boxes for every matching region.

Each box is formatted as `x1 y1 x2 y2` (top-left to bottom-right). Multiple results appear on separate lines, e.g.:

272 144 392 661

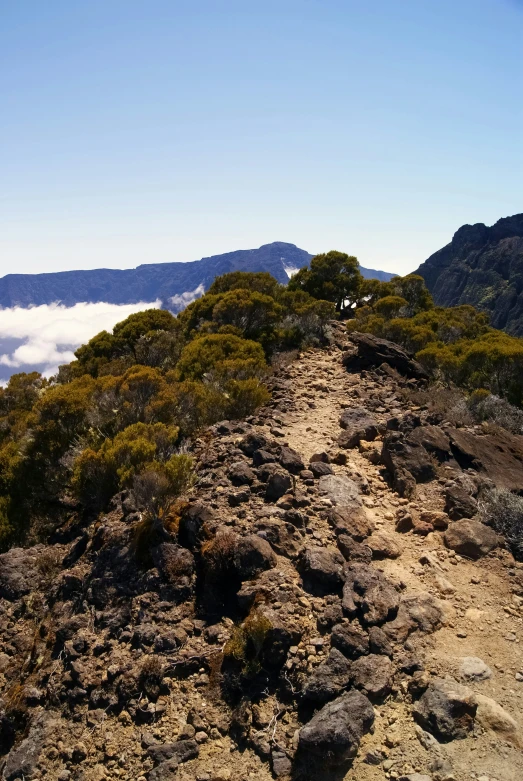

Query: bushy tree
176 333 267 381
208 271 280 297
288 250 362 316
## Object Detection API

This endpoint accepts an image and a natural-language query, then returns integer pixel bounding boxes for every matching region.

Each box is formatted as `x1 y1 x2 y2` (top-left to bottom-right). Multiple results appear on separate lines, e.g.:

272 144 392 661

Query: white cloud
0 300 160 379
168 284 205 312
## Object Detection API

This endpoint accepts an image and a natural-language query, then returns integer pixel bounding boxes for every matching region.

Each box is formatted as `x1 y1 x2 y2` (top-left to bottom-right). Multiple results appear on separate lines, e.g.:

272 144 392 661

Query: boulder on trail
279 446 305 474
331 622 370 659
2 713 60 781
299 546 345 595
350 653 394 701
366 531 401 560
318 474 362 507
233 535 277 581
342 564 399 626
384 592 445 643
444 519 499 559
460 656 492 682
265 469 292 502
475 693 521 746
302 648 352 703
412 677 477 741
381 432 436 497
447 426 523 493
309 461 334 478
444 485 478 520
336 534 373 564
239 431 269 456
228 461 255 486
0 546 45 601
344 332 429 380
328 506 373 541
338 407 379 449
298 689 375 766
408 424 453 461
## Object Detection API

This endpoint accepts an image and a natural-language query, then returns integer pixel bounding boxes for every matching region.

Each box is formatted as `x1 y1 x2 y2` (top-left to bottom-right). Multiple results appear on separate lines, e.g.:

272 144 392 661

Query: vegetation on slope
1 252 523 554
0 271 333 550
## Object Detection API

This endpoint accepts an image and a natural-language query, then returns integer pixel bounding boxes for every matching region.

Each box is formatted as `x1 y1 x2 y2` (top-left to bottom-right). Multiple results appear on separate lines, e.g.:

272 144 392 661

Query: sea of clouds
0 300 161 383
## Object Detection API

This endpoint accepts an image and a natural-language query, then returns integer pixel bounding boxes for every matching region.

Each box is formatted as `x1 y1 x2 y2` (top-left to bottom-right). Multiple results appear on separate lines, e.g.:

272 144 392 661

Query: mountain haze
0 242 394 310
416 214 523 335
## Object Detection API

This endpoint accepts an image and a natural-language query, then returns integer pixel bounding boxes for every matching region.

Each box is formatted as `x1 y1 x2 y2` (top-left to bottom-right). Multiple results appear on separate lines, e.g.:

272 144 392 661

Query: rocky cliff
415 214 523 335
0 330 522 781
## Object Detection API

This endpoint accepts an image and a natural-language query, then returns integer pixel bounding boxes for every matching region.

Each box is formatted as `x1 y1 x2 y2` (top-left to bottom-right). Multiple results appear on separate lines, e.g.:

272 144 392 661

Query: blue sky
1 0 521 276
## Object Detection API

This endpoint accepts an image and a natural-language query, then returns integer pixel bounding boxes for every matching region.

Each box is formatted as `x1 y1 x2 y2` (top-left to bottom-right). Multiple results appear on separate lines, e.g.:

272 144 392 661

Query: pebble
460 656 492 681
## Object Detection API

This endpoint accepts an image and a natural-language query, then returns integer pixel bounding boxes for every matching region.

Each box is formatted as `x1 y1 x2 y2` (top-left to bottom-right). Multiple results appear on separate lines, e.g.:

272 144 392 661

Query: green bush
288 250 361 316
176 333 267 382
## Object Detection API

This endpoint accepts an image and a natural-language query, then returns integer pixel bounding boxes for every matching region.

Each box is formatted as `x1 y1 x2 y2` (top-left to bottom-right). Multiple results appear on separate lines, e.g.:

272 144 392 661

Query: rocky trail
0 326 522 781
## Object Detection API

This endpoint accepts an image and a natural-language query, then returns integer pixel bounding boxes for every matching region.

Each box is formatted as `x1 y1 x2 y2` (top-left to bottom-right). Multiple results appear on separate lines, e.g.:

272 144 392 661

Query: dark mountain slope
0 242 394 309
415 214 523 335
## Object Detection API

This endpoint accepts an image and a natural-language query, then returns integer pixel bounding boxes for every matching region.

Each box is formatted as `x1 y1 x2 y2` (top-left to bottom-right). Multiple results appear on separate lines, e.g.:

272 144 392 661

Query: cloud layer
0 300 160 380
168 284 204 311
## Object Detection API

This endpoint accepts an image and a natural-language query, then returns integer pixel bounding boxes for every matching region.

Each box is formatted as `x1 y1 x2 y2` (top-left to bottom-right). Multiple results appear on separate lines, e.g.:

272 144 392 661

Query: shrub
467 391 523 434
480 488 523 560
224 378 270 419
72 424 186 512
208 271 280 297
176 334 267 382
224 609 273 677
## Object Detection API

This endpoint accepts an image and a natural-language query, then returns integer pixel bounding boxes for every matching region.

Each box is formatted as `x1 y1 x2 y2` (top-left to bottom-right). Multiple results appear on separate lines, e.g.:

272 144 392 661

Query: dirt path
266 346 523 781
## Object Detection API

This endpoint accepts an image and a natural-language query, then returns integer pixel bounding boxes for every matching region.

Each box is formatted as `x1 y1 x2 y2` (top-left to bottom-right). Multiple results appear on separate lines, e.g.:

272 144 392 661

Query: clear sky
1 0 521 277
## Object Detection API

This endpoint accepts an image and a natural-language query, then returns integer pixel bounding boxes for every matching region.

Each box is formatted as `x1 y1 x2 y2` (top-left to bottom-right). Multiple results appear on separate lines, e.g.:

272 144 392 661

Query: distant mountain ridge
0 242 395 310
415 214 523 336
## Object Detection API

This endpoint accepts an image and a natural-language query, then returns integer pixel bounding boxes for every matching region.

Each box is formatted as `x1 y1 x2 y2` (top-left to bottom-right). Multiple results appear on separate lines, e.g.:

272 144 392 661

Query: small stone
460 657 492 682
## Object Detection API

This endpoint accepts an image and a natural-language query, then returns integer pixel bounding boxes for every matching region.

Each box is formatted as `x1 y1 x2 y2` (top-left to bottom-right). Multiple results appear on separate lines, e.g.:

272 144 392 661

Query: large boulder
381 432 436 497
475 694 520 746
234 535 277 580
412 678 477 741
444 485 478 520
328 506 373 540
331 622 370 659
309 461 334 478
299 547 345 595
228 461 255 486
302 648 352 704
318 474 362 507
384 592 445 643
279 446 305 474
447 427 523 493
239 431 269 456
343 564 399 626
265 470 292 502
298 690 375 766
366 531 401 560
350 653 394 701
2 713 60 781
338 407 379 449
408 425 453 461
344 332 429 380
444 519 499 559
178 502 214 550
0 546 44 601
